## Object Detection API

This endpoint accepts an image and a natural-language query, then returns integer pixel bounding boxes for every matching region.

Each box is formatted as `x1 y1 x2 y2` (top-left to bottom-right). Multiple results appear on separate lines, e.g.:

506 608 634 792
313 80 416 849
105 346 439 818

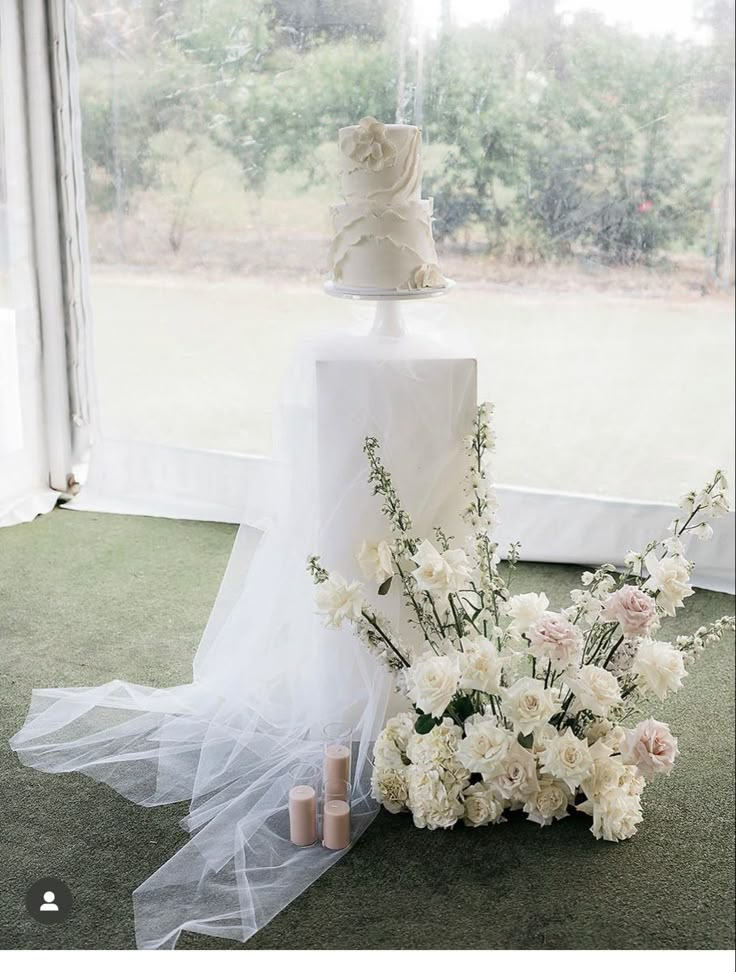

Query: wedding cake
329 117 446 292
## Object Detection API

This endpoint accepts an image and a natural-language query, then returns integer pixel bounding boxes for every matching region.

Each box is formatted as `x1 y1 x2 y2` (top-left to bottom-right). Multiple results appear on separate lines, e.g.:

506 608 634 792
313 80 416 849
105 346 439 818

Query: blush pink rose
600 585 658 638
621 718 679 778
528 612 584 667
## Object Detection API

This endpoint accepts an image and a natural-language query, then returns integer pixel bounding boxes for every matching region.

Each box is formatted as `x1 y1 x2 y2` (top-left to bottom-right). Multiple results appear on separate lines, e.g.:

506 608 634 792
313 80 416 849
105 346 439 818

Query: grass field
90 270 735 502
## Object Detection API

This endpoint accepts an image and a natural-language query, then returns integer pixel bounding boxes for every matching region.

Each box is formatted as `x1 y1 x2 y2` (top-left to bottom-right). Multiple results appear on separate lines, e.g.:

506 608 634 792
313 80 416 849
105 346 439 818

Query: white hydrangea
373 712 414 769
371 765 409 813
406 765 464 830
406 718 462 768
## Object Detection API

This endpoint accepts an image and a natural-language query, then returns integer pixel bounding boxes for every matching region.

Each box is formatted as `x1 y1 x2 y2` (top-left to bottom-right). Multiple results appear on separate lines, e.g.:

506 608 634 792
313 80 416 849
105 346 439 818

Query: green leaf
452 695 476 722
377 575 392 596
414 714 438 735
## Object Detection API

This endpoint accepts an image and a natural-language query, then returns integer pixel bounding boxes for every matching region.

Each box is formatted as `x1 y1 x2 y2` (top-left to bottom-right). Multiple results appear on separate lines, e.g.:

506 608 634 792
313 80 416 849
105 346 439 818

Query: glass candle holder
321 781 351 851
323 722 352 789
287 762 320 847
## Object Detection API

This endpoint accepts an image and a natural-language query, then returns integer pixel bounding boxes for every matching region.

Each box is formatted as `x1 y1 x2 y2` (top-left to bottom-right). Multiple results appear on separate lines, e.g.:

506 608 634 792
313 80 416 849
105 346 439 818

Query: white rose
580 739 644 800
502 677 560 736
489 740 539 803
458 637 504 695
621 718 679 778
462 782 506 827
371 765 409 813
505 592 549 634
523 776 572 826
412 539 471 600
644 552 694 616
578 788 643 842
314 573 364 629
406 718 462 768
357 539 394 584
406 653 459 718
564 664 623 717
456 715 513 777
406 765 463 830
631 637 687 701
538 727 594 789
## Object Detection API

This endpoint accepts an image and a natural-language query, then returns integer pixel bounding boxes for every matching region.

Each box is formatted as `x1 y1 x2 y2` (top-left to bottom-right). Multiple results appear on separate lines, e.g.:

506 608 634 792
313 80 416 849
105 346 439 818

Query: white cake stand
323 278 455 337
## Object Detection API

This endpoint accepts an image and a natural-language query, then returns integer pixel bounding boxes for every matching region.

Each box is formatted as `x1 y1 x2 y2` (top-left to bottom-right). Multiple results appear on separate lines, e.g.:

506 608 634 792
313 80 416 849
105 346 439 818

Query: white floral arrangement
308 404 734 841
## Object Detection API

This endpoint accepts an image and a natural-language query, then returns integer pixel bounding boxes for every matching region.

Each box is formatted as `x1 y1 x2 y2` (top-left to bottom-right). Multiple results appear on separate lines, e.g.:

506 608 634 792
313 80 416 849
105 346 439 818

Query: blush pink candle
289 784 317 846
322 799 351 850
323 722 352 788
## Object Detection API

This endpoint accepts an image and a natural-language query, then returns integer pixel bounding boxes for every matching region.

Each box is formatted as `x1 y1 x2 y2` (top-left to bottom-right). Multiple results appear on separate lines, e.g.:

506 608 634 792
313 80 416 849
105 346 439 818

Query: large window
76 0 734 500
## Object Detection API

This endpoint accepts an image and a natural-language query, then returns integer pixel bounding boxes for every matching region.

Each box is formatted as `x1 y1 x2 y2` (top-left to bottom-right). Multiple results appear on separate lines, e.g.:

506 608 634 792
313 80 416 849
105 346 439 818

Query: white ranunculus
631 637 687 701
523 775 572 826
357 539 394 584
411 539 471 600
314 573 365 629
371 765 409 813
456 715 513 777
644 552 694 617
490 741 539 803
505 592 549 634
458 637 504 695
621 718 679 778
406 718 463 768
565 664 623 717
406 765 464 830
462 782 506 827
502 677 560 736
578 788 643 842
406 652 459 718
539 727 594 790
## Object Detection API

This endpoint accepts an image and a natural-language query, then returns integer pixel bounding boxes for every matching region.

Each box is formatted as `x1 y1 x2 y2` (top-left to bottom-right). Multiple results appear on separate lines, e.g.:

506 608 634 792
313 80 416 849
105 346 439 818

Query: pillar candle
323 743 350 785
289 785 317 846
322 799 350 850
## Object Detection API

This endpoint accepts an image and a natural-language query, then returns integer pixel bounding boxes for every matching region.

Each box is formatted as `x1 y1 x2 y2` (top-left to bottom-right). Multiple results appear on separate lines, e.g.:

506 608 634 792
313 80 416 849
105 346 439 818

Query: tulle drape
10 316 476 948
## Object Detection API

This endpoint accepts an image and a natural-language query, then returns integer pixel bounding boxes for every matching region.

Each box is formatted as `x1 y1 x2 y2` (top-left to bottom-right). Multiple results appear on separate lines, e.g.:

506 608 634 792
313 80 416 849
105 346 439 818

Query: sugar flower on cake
462 782 506 827
314 572 364 629
600 585 658 638
357 538 394 584
406 652 459 718
643 551 694 616
631 637 687 700
502 677 560 735
539 727 594 790
621 718 679 778
527 613 585 668
411 539 471 600
523 776 573 827
564 664 623 717
342 116 397 171
407 263 445 290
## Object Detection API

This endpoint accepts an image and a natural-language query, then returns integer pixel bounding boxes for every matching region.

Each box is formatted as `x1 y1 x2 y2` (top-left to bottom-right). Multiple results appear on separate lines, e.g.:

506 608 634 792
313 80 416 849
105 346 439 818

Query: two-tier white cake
329 117 446 293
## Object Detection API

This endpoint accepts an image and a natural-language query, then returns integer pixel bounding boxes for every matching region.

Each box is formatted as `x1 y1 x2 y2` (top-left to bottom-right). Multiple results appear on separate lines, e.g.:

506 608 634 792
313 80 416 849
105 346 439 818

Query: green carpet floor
1 510 734 950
